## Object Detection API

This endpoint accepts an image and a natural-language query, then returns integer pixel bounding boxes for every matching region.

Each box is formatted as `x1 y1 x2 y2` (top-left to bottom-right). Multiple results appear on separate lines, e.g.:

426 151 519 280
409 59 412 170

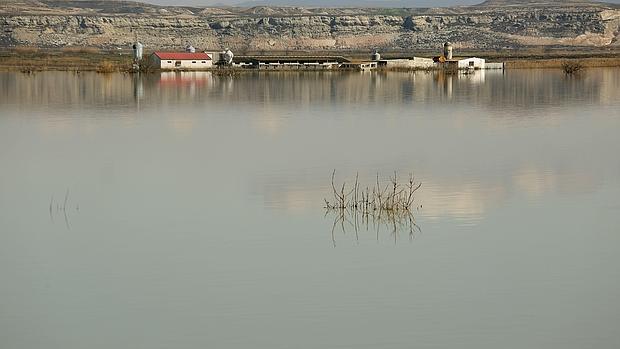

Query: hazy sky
142 0 620 6
144 0 482 5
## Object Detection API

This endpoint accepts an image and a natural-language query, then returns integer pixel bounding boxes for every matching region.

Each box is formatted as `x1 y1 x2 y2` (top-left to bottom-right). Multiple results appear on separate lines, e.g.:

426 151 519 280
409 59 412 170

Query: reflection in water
48 189 79 230
1 69 620 349
0 69 618 227
2 69 618 111
328 206 422 247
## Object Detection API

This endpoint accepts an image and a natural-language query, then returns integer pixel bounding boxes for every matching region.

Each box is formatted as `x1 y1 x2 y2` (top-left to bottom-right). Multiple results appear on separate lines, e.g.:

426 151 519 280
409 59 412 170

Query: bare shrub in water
325 170 421 212
135 58 157 73
325 171 422 245
562 61 584 75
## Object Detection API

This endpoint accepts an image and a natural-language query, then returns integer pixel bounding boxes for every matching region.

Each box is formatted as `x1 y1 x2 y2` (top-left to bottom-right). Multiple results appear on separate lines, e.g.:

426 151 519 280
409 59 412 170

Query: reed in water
324 170 421 213
324 171 422 245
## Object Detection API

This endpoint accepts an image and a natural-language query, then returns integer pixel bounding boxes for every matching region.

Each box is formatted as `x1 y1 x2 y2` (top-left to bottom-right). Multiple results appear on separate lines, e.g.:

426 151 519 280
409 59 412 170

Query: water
1 69 619 349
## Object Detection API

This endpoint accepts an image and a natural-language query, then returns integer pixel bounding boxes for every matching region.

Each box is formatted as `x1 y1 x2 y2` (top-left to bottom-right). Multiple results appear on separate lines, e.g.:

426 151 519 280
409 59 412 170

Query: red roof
153 52 212 60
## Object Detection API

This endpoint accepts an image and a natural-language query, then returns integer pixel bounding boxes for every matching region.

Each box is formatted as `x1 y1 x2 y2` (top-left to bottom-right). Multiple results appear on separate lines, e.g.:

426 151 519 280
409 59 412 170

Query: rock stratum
1 0 619 51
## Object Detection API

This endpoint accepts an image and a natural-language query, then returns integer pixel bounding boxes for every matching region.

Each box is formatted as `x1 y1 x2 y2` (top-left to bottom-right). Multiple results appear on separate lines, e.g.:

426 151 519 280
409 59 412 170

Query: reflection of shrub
96 60 116 73
562 61 584 75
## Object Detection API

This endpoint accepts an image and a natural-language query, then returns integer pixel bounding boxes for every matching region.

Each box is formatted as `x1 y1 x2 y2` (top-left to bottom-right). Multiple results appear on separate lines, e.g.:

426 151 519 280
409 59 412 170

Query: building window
167 61 172 63
201 61 206 63
175 61 181 67
192 61 196 63
469 61 475 67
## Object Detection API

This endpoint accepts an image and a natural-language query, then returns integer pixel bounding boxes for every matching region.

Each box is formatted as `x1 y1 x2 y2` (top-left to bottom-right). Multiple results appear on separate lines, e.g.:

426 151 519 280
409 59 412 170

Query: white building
379 57 435 69
151 52 213 70
457 57 485 70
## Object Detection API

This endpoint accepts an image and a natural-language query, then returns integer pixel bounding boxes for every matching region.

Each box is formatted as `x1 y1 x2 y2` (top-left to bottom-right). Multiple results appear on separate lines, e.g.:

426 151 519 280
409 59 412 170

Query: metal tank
223 49 234 65
186 45 196 53
132 41 143 61
371 50 381 61
443 42 453 60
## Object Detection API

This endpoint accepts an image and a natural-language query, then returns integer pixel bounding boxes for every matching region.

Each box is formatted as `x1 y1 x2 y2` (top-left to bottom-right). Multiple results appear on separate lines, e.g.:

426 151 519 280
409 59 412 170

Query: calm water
1 69 619 349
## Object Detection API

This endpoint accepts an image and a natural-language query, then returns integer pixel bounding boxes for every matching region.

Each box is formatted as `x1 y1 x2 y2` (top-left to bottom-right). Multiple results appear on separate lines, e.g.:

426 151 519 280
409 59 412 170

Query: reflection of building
158 71 212 86
151 52 213 70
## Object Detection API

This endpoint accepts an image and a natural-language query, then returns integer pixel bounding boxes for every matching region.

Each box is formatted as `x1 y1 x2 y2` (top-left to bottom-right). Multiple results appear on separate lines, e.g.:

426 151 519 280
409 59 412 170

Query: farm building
377 57 435 69
234 56 345 70
457 57 486 69
150 52 213 70
434 57 486 70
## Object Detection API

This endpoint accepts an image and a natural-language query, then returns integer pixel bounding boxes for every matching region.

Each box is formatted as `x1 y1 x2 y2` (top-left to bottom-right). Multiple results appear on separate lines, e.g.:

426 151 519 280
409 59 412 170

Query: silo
132 42 143 61
371 50 381 61
186 45 196 53
443 42 453 60
223 49 234 65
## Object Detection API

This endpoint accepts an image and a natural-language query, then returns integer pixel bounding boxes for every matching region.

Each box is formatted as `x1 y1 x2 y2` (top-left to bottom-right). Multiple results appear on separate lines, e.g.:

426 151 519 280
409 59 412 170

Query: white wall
458 58 485 69
382 57 435 69
152 56 213 69
485 62 505 70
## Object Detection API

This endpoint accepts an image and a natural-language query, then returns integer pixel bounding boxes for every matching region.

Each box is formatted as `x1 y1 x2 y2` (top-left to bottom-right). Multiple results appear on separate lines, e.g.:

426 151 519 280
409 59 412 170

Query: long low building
150 52 213 70
457 57 486 69
233 55 348 70
377 57 435 69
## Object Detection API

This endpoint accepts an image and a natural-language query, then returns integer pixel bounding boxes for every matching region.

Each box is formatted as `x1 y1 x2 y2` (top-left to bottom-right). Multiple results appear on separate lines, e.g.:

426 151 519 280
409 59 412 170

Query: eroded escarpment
1 0 619 50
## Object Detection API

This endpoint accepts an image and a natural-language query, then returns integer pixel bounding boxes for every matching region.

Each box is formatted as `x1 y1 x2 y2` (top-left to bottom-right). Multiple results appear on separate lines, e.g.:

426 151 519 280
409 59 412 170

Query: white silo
443 42 453 60
223 49 234 65
371 50 381 61
132 42 143 61
186 44 196 53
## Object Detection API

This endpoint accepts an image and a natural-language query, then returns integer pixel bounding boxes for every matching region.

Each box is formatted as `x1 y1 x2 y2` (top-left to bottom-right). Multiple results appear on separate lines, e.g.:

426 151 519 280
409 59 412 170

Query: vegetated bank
1 47 619 73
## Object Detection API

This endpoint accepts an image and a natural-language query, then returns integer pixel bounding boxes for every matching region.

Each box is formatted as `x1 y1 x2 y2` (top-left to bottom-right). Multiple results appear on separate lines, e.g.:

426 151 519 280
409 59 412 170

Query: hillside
1 0 619 51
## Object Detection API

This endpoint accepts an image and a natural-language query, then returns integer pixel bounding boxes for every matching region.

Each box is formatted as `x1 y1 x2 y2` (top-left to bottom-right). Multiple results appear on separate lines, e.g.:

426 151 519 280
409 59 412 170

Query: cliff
1 0 619 51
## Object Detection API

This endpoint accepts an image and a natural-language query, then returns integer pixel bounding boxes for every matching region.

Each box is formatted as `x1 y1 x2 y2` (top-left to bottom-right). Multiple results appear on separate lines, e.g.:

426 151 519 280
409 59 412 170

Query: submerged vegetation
325 171 422 246
562 61 584 75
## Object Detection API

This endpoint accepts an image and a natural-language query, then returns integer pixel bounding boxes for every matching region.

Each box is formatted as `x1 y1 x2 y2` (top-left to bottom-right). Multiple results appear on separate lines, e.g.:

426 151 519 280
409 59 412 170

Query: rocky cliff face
1 0 619 51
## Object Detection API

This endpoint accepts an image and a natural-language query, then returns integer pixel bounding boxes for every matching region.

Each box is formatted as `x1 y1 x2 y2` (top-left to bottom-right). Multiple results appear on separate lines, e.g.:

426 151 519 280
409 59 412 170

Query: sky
141 0 620 6
144 0 482 5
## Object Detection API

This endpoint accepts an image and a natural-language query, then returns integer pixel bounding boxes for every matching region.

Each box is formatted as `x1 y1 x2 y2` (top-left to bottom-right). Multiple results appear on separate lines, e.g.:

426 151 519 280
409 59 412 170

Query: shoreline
1 48 619 73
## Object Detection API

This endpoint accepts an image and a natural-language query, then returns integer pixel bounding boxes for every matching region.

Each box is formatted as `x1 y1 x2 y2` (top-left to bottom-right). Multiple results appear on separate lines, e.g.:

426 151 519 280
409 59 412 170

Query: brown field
505 57 620 69
0 47 133 72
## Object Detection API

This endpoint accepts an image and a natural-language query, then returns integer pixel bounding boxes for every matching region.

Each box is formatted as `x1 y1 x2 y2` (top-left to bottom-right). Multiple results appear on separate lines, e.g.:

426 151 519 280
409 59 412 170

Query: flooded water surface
1 69 619 349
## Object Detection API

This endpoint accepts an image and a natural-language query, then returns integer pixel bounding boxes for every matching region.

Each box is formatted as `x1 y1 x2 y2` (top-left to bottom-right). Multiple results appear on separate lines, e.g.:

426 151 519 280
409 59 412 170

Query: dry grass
13 46 39 54
506 57 620 69
0 48 132 71
96 60 116 73
61 46 101 54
